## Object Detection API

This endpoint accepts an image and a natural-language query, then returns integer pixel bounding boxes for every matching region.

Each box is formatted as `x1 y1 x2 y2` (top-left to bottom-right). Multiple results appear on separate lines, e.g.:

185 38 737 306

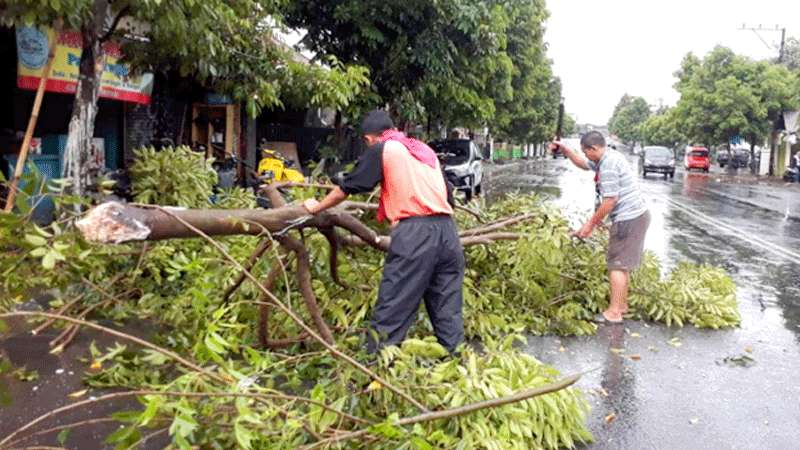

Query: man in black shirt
303 110 465 354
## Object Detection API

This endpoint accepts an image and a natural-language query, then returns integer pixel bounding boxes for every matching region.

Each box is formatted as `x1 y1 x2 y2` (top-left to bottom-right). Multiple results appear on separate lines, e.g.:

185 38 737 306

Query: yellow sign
16 26 153 104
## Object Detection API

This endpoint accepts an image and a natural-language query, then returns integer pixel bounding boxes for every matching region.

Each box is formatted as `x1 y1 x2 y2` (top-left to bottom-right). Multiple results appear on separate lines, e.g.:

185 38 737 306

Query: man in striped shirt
550 131 650 323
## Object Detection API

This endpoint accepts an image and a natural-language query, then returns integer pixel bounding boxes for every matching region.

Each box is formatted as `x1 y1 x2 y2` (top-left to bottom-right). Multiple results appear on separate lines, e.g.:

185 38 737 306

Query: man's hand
548 137 563 153
572 221 594 239
303 198 320 214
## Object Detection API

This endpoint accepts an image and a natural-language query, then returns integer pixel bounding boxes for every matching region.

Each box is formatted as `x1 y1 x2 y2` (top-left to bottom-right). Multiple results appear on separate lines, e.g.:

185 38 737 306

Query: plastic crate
4 154 61 180
3 155 59 225
104 134 119 169
42 134 68 156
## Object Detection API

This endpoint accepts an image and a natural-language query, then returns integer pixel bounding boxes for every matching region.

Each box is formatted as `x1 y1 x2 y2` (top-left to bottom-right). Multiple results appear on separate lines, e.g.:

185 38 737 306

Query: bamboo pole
4 25 59 213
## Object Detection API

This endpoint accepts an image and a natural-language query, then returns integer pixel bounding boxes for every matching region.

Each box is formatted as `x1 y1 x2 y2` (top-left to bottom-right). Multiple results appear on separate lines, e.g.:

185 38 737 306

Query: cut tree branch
303 373 582 450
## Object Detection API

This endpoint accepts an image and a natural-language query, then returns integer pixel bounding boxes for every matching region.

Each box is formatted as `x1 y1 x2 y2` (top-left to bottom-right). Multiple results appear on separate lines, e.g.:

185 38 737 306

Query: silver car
430 139 485 201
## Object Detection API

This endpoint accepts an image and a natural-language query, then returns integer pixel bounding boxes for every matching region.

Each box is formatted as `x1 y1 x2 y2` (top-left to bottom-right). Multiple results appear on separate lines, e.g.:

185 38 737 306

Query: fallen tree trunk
76 202 310 243
77 202 530 250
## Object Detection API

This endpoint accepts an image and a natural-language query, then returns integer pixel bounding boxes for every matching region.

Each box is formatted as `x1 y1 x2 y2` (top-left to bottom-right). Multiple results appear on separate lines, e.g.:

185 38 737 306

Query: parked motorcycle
783 166 800 183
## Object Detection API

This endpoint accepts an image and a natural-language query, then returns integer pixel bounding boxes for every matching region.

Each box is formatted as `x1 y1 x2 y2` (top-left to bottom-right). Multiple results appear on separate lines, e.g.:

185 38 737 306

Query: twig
0 312 225 386
152 206 430 413
455 204 486 223
460 213 535 237
459 232 523 246
130 242 149 283
303 373 581 450
127 427 168 449
5 417 121 447
31 293 86 336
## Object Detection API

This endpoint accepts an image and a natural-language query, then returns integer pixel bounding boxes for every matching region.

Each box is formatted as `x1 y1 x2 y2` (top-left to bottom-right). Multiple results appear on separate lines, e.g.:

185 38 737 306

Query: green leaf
42 251 56 269
24 234 47 246
57 428 70 445
169 413 198 438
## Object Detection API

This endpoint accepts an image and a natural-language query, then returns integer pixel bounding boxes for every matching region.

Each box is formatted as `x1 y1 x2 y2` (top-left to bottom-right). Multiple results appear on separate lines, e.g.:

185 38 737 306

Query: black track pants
367 215 465 353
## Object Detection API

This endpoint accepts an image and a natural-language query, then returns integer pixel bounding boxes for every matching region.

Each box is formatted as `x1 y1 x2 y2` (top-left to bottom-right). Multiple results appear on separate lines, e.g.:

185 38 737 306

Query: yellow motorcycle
257 148 305 184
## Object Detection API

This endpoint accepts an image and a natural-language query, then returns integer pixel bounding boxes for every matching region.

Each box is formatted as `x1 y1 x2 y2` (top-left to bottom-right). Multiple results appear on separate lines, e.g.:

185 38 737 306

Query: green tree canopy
286 0 561 142
1 0 370 197
670 46 799 148
608 94 651 144
641 108 685 148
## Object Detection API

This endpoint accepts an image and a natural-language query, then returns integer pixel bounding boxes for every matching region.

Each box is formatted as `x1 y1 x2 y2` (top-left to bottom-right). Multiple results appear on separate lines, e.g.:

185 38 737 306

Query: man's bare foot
594 310 623 323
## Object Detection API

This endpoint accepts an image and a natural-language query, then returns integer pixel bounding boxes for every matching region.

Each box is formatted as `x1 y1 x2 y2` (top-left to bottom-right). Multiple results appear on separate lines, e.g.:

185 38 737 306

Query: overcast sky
545 0 800 125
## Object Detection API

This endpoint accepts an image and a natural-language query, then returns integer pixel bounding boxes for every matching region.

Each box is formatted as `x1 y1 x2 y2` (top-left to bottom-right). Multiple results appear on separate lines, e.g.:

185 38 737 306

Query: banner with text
16 26 153 104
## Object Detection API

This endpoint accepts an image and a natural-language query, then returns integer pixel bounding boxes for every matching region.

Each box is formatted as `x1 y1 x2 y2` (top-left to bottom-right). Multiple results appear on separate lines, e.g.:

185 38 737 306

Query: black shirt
339 142 455 206
340 143 385 195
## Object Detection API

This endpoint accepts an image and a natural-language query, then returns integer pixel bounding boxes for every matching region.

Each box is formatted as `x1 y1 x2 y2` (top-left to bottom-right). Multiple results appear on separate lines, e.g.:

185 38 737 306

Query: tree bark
62 0 109 202
77 201 529 253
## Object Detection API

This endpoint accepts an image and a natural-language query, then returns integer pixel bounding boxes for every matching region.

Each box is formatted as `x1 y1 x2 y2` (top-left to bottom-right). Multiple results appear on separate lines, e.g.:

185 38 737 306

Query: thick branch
99 6 131 42
76 202 309 243
278 236 335 345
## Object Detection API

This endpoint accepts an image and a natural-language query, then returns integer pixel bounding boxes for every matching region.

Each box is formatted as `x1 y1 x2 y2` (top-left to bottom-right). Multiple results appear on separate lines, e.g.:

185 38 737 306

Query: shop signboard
16 26 153 104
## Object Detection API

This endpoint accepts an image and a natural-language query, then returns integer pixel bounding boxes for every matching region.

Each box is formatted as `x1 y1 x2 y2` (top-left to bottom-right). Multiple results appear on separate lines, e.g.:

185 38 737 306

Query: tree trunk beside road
62 0 108 203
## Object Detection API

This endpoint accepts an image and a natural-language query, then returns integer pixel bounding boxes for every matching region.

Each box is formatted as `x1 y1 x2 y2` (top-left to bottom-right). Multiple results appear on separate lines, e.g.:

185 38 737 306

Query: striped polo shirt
587 149 647 223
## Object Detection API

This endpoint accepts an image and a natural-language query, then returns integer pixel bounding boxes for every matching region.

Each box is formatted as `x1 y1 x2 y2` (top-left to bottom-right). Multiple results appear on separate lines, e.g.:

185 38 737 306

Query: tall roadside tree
286 0 503 125
286 0 561 142
608 94 651 145
1 1 369 199
493 0 562 146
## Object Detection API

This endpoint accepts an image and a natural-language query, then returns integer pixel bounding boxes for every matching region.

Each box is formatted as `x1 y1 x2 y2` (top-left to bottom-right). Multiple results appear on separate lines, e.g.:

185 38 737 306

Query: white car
429 139 485 202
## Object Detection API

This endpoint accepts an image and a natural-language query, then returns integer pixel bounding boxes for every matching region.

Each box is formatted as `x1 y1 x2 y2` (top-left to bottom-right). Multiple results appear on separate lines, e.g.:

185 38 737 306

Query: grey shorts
607 211 651 271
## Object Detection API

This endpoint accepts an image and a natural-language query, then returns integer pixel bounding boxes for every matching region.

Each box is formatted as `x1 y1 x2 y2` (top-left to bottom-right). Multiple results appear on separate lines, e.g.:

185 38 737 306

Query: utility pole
739 24 788 176
739 24 786 61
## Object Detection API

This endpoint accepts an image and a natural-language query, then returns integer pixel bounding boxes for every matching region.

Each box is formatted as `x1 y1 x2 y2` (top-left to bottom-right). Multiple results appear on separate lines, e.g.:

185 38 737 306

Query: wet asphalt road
486 156 800 449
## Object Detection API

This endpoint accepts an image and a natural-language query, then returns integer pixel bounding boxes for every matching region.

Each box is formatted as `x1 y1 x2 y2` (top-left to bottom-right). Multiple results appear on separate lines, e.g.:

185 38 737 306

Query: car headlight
668 160 675 166
446 164 470 177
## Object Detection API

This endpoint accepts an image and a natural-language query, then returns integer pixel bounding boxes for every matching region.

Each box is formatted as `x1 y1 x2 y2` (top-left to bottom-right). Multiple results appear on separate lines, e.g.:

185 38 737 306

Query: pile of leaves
0 150 740 448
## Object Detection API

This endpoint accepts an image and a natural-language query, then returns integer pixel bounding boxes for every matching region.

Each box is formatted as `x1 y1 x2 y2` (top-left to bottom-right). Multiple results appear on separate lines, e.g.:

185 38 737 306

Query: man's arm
304 187 348 214
575 196 616 238
304 143 384 214
550 140 590 170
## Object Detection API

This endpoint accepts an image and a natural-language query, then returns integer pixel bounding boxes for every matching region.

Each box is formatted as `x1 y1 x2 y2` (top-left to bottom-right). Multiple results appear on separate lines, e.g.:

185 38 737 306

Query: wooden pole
4 25 59 212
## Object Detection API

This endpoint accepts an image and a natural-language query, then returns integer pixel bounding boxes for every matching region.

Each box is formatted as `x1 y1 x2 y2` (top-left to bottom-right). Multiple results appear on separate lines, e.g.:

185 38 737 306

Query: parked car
732 150 750 168
717 150 730 168
429 139 484 201
641 146 675 179
684 146 710 172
